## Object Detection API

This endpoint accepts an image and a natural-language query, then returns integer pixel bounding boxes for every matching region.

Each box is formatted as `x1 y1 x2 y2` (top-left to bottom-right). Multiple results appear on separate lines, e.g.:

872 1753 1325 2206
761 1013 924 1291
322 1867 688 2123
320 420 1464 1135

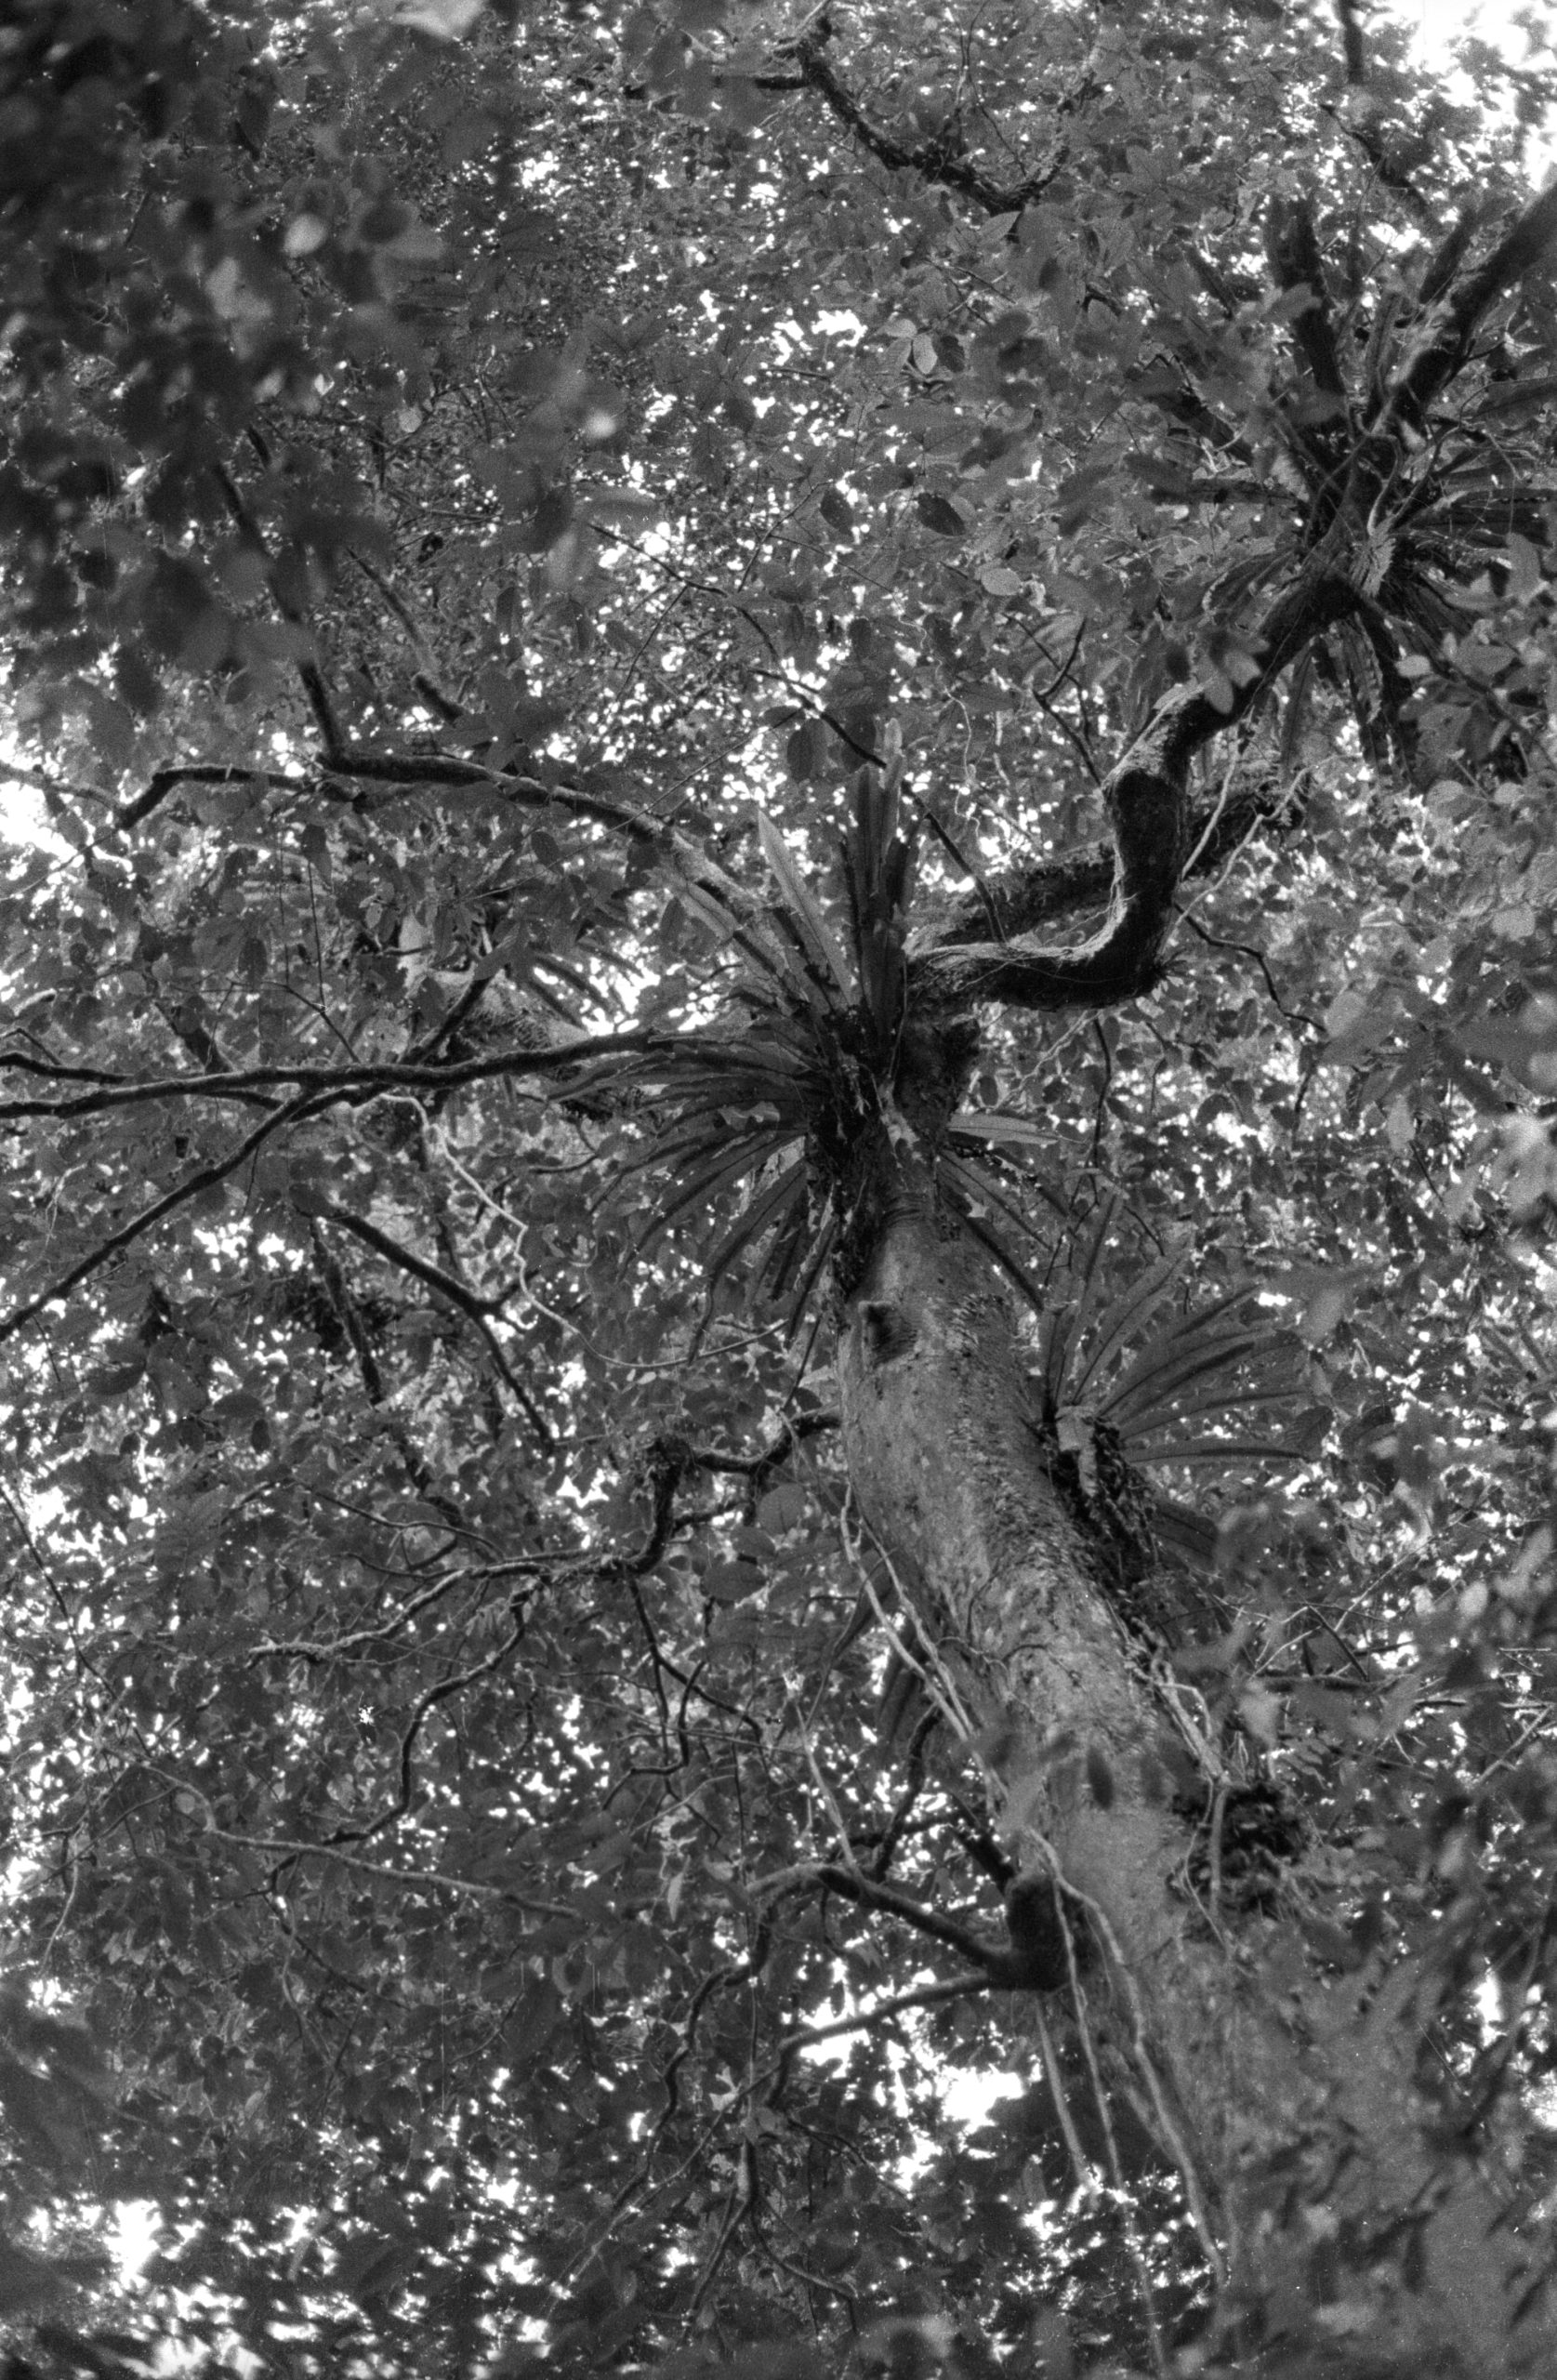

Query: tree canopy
2 2 1557 2376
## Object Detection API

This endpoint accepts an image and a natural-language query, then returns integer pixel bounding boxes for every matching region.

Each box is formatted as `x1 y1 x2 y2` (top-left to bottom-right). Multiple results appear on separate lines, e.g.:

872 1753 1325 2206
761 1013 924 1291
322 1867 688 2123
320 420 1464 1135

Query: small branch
329 1593 531 1844
113 764 307 834
317 1200 553 1447
1326 0 1433 221
212 460 345 757
347 545 462 720
779 1976 987 2056
769 21 1076 219
1176 910 1318 1029
1334 0 1366 84
209 1822 564 1911
758 1858 1016 1981
0 1092 319 1347
310 1217 386 1404
252 1555 565 1664
685 1408 838 1476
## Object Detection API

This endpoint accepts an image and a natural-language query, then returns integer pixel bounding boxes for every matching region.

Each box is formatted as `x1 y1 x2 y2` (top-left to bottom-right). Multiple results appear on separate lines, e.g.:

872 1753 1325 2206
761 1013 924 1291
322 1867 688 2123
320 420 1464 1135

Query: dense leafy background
1 0 1556 2373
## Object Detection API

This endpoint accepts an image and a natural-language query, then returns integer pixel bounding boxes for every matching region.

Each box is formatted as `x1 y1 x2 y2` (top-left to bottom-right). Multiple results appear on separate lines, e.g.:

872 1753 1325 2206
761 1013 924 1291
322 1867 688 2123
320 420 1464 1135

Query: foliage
1 0 1556 2375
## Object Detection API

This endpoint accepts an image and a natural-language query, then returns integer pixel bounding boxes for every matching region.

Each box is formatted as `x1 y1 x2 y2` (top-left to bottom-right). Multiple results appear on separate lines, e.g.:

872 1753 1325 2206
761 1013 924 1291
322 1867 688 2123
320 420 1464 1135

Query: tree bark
836 1187 1550 2374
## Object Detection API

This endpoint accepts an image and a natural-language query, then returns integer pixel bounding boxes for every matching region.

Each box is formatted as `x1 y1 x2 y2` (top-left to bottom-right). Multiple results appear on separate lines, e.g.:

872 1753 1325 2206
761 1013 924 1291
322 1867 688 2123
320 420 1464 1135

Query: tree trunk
837 1191 1548 2375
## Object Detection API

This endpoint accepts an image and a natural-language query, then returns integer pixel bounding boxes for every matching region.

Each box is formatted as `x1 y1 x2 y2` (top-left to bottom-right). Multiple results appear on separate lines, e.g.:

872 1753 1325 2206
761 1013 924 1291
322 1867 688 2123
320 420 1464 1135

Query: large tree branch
913 773 1296 953
112 748 774 963
909 566 1358 1012
1266 194 1349 413
0 1028 770 1123
760 23 1080 218
1380 179 1557 435
759 1858 1056 1989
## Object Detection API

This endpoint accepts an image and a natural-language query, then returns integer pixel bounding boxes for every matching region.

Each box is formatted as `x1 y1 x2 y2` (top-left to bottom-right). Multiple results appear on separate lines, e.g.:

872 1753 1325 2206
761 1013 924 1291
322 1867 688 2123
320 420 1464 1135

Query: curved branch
765 1858 1004 1971
910 564 1358 1012
914 773 1296 954
764 24 1079 218
685 1408 838 1477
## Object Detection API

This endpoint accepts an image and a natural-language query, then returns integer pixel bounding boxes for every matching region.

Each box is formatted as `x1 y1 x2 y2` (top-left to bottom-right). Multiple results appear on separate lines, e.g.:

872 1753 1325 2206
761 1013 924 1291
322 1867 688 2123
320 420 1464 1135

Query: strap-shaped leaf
841 770 916 1035
604 1106 789 1199
560 1027 798 1102
945 1119 1068 1214
1140 1372 1317 1419
1150 1497 1221 1568
940 1155 1058 1313
701 1152 810 1289
645 1078 800 1131
1043 1191 1121 1413
957 1202 1056 1321
679 877 831 1015
782 1208 837 1337
635 1130 787 1250
762 1196 816 1302
1130 1433 1317 1467
1128 1395 1328 1452
949 1111 1050 1151
1107 1362 1304 1445
677 880 784 973
1098 1296 1281 1415
1065 1247 1191 1404
757 809 853 1006
1102 1325 1290 1430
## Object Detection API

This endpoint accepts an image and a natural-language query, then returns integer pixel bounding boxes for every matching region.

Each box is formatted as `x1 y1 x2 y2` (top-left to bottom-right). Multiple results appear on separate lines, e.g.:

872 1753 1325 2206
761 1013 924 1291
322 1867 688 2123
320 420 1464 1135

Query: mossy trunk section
836 1197 1546 2375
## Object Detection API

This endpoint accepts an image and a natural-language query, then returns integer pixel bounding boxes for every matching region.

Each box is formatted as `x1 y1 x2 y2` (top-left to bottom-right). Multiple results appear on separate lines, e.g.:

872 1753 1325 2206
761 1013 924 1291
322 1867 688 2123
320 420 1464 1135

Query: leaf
394 0 484 33
700 1558 765 1602
1095 1289 1276 1409
778 1205 837 1335
948 1110 1052 1153
1041 1194 1121 1413
785 717 831 782
941 1160 1058 1317
916 493 967 536
531 487 576 551
940 1155 1060 1276
1129 1433 1316 1467
1102 1326 1294 1432
757 1485 808 1531
1063 1247 1191 1404
756 810 854 1006
674 879 771 957
635 1132 788 1250
701 1154 809 1294
0 2234 71 2316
